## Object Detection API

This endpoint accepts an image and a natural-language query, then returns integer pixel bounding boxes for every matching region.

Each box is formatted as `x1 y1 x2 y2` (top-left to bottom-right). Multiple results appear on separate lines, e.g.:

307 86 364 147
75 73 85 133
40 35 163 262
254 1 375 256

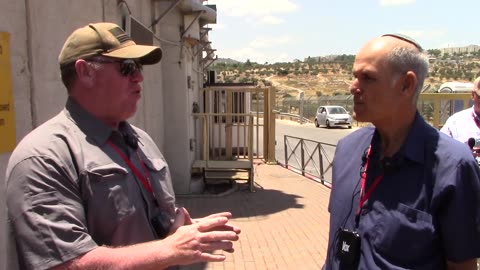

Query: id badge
336 229 361 269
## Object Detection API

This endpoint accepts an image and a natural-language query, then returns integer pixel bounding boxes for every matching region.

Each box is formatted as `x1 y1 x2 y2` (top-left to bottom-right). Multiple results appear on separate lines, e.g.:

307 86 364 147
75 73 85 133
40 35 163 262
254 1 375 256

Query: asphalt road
274 119 357 183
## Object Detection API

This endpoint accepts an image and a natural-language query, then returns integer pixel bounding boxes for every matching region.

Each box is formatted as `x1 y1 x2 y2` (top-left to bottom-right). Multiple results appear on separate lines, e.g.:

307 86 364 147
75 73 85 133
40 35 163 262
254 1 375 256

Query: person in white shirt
440 76 480 147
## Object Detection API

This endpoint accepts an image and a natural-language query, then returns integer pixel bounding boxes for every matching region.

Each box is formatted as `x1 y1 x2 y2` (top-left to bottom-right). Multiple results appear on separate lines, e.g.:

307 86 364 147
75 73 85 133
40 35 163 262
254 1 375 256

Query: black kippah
382 33 423 51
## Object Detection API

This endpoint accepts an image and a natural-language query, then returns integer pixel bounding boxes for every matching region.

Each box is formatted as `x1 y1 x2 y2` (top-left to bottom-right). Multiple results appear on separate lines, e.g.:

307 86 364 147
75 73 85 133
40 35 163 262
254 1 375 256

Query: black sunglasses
87 58 143 77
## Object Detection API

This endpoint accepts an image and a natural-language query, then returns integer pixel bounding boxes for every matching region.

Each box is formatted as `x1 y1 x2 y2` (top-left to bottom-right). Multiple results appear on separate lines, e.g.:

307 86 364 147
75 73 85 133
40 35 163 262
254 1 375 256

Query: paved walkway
177 163 331 270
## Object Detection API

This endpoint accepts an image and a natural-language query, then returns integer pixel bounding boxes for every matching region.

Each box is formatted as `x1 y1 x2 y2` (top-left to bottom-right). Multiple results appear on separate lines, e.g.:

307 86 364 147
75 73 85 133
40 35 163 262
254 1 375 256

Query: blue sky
205 0 479 64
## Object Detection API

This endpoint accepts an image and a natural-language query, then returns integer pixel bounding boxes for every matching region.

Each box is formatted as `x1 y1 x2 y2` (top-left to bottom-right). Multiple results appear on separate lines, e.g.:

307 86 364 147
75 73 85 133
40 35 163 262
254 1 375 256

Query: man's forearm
51 242 176 270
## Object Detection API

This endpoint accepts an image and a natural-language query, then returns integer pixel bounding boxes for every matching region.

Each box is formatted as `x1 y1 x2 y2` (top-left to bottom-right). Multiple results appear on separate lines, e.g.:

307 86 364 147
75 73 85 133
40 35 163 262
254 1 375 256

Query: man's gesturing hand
163 213 240 266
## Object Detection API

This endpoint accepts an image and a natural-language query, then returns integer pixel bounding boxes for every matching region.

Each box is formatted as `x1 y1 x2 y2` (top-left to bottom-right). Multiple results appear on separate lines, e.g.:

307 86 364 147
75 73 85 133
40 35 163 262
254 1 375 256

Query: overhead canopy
179 0 216 25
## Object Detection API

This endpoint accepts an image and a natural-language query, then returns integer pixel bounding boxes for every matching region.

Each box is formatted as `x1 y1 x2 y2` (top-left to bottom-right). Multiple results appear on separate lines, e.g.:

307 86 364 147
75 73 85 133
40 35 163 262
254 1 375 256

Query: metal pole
299 91 304 124
284 135 288 168
300 139 305 176
319 143 324 184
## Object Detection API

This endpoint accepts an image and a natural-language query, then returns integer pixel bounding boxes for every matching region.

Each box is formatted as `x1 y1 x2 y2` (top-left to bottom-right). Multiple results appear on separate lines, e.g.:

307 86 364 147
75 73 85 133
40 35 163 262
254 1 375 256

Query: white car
315 105 352 129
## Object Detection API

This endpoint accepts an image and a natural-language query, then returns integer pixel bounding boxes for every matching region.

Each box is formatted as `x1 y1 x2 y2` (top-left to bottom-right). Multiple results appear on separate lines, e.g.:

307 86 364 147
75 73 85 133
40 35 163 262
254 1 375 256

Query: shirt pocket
142 157 167 172
83 164 139 238
372 202 437 263
142 158 176 215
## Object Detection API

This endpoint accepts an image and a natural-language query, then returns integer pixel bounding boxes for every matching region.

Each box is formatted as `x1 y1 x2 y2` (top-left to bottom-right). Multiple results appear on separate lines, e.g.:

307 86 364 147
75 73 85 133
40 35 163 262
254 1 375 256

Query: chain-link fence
275 93 473 128
276 95 353 120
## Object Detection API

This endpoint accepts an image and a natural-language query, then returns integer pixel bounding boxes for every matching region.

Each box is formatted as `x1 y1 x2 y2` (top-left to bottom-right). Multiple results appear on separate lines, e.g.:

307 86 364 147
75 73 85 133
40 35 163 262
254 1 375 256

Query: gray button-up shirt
6 98 176 270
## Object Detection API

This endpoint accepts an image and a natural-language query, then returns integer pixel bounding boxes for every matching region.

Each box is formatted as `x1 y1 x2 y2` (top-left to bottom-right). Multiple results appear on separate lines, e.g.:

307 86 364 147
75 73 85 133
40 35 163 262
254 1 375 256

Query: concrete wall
1 1 30 269
0 0 212 269
157 3 192 194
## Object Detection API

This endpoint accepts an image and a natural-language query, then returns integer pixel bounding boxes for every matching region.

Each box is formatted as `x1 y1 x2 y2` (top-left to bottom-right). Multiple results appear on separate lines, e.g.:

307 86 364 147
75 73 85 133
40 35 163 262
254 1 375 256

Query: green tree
427 49 441 57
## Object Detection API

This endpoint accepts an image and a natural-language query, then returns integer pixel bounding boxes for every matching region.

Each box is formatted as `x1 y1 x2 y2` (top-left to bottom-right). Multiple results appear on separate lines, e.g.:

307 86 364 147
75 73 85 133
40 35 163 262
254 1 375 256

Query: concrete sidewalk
177 163 331 270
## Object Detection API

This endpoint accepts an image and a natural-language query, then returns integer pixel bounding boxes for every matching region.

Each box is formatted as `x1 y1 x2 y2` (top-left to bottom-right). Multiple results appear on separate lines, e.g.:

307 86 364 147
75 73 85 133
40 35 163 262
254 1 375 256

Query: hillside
211 51 480 99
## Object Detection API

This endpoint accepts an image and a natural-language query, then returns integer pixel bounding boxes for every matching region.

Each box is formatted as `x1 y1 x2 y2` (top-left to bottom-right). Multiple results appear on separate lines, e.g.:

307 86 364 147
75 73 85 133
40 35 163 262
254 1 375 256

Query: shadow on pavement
177 184 304 219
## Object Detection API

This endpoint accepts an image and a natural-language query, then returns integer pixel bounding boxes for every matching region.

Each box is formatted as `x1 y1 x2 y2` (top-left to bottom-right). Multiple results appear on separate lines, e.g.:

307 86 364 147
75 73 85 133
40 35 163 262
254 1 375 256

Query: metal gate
194 84 275 162
191 84 275 191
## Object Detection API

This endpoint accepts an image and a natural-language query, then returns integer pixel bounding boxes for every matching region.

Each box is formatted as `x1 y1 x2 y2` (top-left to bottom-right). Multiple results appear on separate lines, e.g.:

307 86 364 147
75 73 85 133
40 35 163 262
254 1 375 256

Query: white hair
386 47 429 103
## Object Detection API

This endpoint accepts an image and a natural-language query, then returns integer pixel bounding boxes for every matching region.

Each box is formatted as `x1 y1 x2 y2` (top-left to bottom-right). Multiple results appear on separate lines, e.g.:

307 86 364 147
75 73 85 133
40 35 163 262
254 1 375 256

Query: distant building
440 45 480 55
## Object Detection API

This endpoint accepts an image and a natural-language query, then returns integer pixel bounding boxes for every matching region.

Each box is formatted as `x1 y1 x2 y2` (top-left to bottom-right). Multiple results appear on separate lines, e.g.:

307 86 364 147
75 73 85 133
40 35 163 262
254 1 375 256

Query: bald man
323 34 480 270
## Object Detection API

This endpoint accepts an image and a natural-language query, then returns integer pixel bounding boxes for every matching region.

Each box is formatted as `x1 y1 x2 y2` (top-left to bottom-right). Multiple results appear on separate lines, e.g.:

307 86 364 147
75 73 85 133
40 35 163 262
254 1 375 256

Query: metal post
319 143 324 183
300 139 305 176
266 87 276 163
299 91 304 124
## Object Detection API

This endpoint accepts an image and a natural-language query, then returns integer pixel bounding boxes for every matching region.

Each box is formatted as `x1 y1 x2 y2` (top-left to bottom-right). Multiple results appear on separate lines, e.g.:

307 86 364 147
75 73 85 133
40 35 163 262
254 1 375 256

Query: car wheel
326 120 331 128
348 125 352 129
315 119 319 128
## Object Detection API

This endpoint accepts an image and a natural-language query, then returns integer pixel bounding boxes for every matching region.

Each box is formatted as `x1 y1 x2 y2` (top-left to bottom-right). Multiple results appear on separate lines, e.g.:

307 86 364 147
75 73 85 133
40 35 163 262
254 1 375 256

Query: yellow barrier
0 32 16 153
418 93 471 129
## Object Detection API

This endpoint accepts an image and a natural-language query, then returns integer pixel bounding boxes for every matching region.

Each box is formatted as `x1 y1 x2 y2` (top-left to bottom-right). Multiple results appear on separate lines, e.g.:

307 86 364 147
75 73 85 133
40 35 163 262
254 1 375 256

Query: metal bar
302 143 321 177
319 142 324 183
226 90 233 159
286 138 303 167
300 139 305 176
255 89 260 159
205 115 209 161
284 135 288 168
194 41 211 57
282 135 336 183
200 27 211 40
203 56 217 70
267 87 276 163
248 116 254 192
236 91 241 158
150 0 182 28
181 11 204 38
433 98 441 129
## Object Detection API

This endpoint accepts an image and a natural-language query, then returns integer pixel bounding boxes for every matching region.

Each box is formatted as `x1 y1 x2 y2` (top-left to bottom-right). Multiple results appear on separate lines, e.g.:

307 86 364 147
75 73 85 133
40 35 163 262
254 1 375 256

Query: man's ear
402 71 417 96
75 59 95 87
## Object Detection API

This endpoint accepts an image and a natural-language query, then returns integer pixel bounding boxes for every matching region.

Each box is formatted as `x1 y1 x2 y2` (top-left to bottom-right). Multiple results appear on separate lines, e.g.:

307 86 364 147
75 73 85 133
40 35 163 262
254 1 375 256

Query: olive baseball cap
58 22 162 67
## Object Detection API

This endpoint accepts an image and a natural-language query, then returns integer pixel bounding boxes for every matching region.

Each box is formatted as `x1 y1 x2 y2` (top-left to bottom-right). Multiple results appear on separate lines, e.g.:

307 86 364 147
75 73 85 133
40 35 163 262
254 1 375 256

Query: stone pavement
177 162 331 270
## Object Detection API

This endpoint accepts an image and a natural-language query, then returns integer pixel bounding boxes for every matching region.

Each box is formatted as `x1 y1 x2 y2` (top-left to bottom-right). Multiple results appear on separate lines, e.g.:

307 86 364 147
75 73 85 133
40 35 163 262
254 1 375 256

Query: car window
328 107 338 114
328 107 347 114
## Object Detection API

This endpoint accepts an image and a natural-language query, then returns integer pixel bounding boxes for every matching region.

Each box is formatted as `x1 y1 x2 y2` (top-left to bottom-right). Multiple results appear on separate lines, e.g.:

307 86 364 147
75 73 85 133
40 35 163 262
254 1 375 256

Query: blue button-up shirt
324 112 480 269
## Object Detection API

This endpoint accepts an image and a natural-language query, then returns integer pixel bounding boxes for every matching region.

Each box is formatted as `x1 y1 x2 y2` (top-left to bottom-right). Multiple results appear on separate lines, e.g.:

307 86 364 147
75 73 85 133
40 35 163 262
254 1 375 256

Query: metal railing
277 112 313 124
255 111 312 124
192 113 255 161
283 135 336 185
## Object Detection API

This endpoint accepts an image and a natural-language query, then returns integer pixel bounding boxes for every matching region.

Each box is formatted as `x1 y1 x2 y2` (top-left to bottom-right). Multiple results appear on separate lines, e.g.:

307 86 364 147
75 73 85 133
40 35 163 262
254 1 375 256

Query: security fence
276 95 354 122
276 93 473 128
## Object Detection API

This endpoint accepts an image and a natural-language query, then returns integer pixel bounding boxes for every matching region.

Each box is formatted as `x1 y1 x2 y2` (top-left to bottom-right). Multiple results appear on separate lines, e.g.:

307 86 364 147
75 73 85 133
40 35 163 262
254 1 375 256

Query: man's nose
131 70 144 83
350 82 360 95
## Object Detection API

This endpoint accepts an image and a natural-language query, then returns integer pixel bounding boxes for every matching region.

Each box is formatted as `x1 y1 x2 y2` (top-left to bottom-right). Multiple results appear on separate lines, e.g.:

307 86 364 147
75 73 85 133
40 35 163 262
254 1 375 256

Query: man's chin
352 114 369 124
124 109 137 120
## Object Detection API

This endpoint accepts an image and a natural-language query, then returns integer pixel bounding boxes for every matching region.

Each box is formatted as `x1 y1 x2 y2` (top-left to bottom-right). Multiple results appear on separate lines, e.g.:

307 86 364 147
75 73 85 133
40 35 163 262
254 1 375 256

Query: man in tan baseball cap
59 22 162 67
6 21 241 270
